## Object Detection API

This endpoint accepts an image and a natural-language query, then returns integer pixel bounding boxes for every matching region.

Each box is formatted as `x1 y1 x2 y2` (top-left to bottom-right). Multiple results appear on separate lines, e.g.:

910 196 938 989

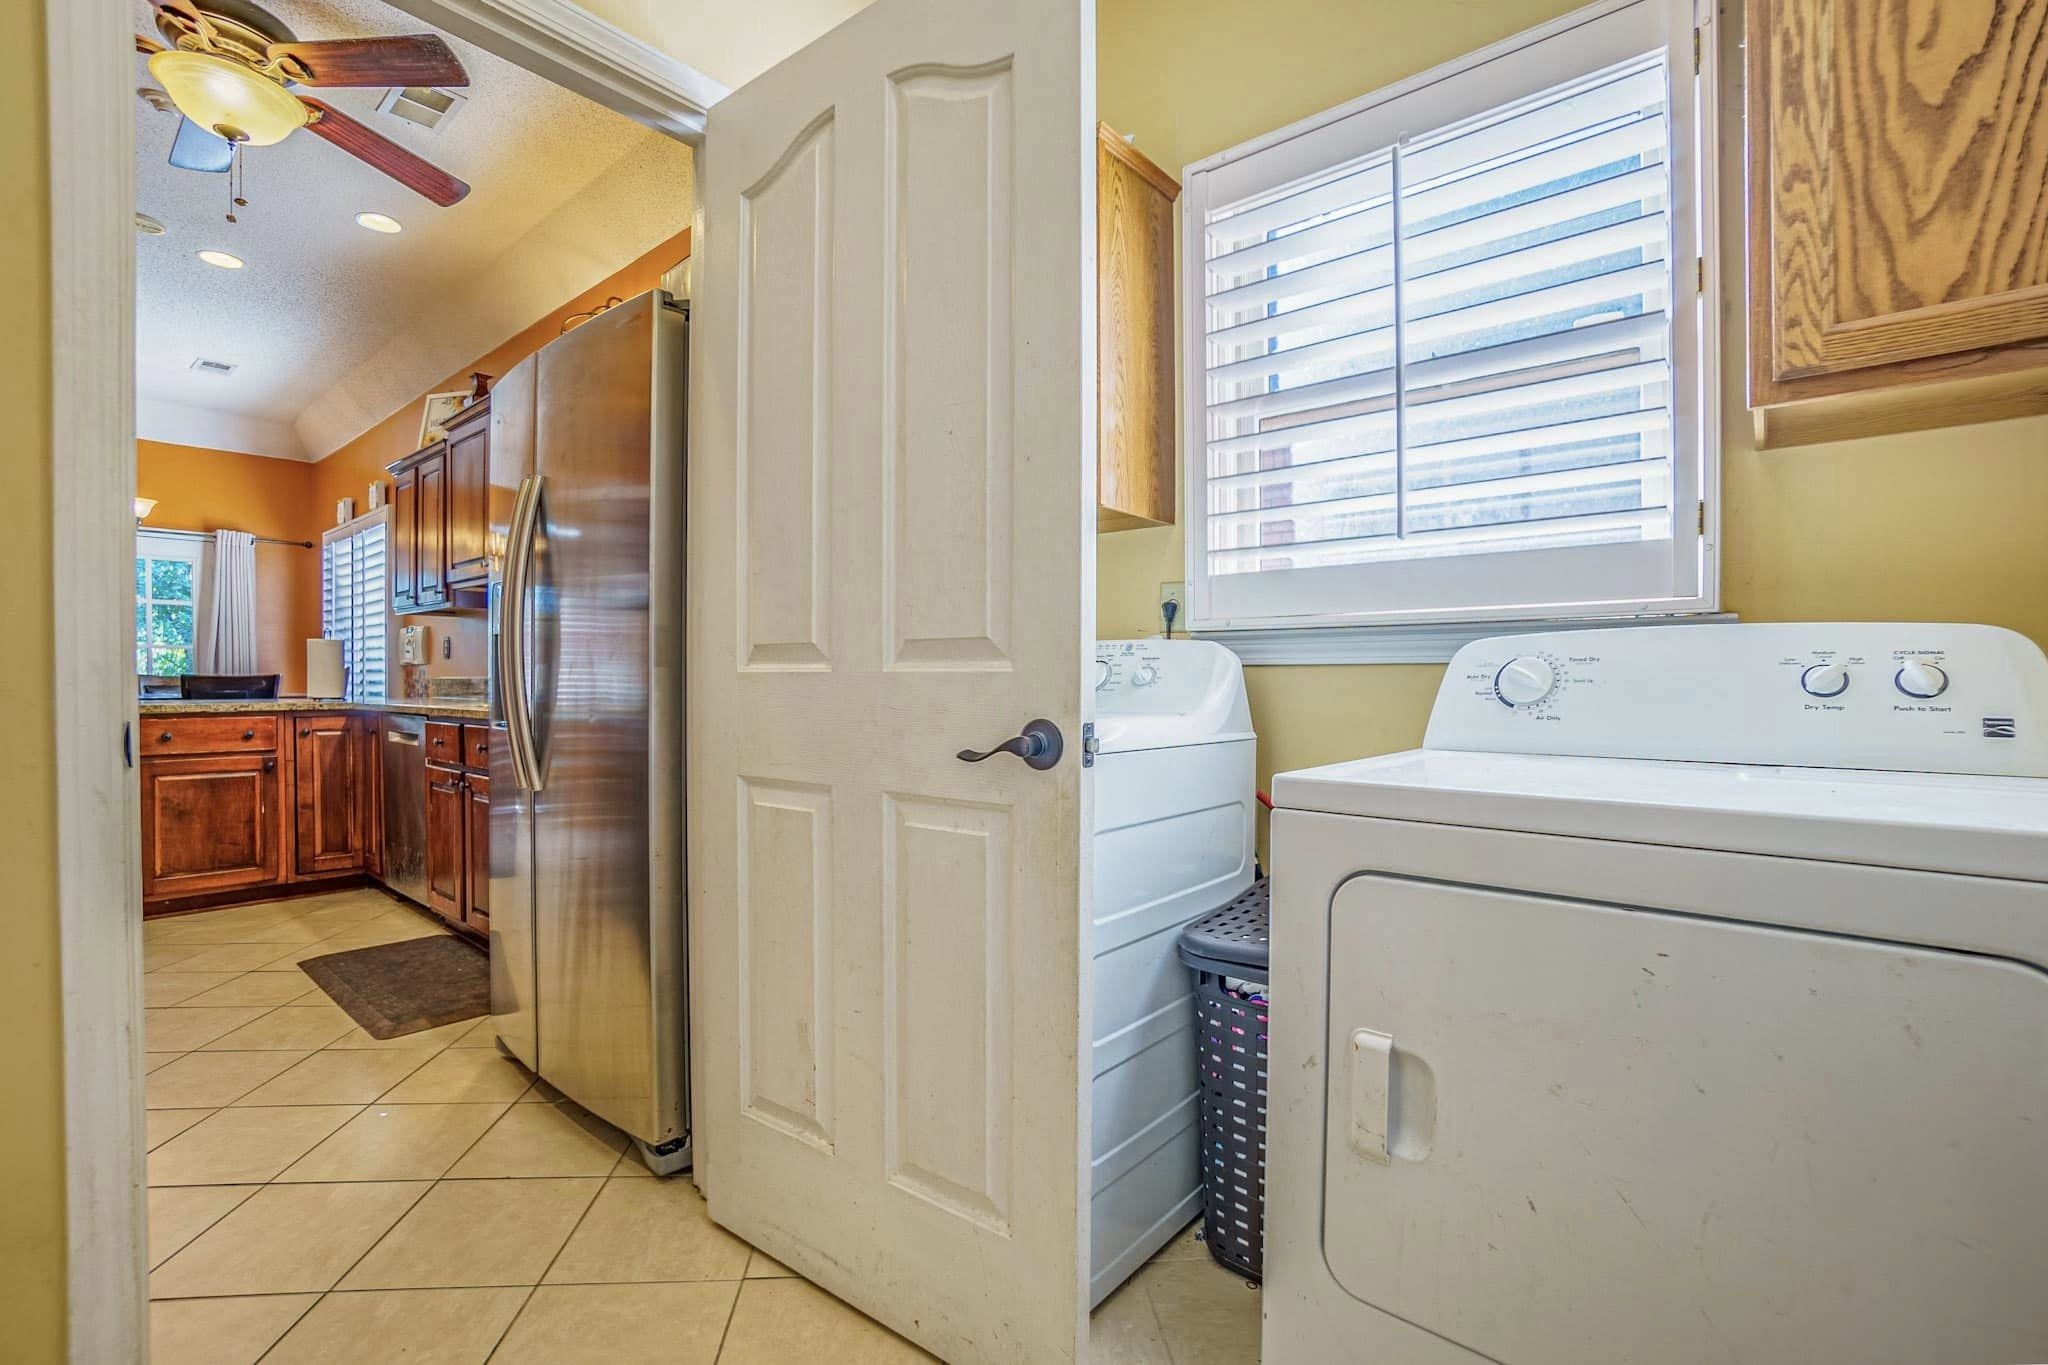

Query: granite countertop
139 697 492 721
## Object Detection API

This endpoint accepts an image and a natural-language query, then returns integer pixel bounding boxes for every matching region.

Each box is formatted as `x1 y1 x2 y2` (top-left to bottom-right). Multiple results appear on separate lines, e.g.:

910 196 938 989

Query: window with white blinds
322 515 389 701
1184 0 1716 637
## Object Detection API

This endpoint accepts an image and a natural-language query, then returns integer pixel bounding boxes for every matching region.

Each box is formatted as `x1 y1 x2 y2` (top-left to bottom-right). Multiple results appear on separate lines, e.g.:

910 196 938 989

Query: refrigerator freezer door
530 291 689 1146
488 355 540 1071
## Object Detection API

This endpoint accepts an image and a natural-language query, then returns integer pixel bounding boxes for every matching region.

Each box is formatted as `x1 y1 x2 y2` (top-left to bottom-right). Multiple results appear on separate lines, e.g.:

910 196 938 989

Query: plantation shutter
1186 0 1712 632
322 516 388 701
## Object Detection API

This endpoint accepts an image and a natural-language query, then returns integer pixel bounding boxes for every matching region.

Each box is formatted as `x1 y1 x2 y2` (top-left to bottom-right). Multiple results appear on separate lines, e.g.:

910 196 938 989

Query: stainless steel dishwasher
380 714 429 906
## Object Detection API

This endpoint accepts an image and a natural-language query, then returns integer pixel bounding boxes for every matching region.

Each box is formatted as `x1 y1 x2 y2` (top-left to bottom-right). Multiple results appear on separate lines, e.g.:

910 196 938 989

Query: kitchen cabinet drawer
144 715 279 757
425 721 464 765
461 723 492 773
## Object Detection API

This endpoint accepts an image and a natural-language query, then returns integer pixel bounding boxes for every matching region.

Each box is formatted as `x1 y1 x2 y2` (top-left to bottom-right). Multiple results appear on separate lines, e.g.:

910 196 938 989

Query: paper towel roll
307 638 346 699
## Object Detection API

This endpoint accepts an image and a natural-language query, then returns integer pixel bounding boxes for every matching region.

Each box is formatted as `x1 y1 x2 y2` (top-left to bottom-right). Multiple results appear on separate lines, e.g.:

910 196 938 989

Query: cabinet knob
263 757 276 772
242 729 256 741
158 731 173 744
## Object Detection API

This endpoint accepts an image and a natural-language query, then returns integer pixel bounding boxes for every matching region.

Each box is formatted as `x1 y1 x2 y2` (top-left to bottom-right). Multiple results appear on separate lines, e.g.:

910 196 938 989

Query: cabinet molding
1097 123 1179 531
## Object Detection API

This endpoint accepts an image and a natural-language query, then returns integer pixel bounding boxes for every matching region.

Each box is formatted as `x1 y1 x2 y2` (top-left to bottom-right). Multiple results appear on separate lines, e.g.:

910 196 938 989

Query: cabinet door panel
446 415 490 587
1752 0 2048 390
416 451 449 608
463 773 489 931
425 762 466 923
142 753 281 900
294 715 367 878
391 465 419 612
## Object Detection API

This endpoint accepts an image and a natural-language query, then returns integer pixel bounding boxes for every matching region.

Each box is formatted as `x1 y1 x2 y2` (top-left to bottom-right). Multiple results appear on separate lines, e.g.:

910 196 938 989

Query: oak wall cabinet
1098 123 1182 530
1747 0 2048 448
387 395 491 612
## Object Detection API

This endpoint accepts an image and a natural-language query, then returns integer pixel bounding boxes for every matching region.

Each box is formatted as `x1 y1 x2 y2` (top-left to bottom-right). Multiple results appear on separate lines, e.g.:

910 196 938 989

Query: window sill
1193 612 1737 665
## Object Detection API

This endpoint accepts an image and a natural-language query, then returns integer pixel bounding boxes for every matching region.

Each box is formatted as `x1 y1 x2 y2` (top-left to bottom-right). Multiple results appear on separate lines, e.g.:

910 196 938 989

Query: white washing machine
1089 639 1256 1304
1264 622 2048 1365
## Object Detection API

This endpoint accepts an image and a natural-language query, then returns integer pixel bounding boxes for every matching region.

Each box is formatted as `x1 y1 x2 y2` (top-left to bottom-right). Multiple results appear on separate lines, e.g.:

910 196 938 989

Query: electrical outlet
441 635 452 660
1159 581 1184 635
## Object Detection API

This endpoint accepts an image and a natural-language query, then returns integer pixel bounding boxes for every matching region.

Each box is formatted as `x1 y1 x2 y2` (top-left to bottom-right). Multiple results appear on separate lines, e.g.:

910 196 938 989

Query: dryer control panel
1426 623 2048 777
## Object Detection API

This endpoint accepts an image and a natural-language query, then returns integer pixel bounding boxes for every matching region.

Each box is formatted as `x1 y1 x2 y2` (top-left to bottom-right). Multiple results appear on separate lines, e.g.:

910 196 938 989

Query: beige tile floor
144 888 1258 1362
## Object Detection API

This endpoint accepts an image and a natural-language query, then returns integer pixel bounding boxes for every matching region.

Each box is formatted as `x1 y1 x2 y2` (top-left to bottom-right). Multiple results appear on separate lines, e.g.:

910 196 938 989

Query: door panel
416 451 448 608
292 714 366 877
691 2 1094 1357
445 416 490 586
463 773 489 931
391 465 418 612
141 753 281 898
1323 874 2048 1365
424 763 465 923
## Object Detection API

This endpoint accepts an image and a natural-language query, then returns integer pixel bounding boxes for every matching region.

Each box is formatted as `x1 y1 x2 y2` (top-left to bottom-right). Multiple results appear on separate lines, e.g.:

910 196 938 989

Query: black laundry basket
1177 877 1270 1281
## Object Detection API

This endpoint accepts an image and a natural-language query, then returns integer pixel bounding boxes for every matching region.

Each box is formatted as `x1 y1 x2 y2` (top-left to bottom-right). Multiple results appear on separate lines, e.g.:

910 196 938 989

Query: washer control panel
1426 623 2048 777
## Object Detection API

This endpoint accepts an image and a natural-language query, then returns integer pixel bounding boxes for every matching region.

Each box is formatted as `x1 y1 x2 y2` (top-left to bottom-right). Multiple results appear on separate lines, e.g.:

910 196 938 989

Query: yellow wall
136 441 325 694
1 0 67 1356
1097 0 2048 846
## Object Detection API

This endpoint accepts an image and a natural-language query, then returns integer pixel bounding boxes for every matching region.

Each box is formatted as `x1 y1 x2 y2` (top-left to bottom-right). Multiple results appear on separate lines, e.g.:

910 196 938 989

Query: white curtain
200 529 258 673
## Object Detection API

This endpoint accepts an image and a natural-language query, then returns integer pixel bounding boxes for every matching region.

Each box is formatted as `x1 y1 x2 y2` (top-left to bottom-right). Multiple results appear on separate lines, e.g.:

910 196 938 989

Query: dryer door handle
1349 1029 1435 1164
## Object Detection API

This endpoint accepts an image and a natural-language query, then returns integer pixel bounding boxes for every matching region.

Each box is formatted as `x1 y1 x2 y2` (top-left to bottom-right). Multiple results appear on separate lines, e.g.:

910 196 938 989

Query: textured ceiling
134 0 691 458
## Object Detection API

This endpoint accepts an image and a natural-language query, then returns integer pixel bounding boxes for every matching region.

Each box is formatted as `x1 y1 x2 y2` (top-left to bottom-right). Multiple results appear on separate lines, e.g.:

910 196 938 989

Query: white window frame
322 509 393 702
134 530 207 677
1180 0 1720 662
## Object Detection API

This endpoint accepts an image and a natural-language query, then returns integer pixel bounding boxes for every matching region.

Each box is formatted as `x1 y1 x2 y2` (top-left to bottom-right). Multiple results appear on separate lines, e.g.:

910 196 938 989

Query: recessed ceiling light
196 249 244 270
354 211 403 234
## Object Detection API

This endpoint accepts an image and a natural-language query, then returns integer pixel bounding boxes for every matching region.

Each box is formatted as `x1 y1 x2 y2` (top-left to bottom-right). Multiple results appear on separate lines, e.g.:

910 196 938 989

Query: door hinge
1696 256 1705 293
1081 721 1099 769
1692 27 1702 73
1697 500 1707 534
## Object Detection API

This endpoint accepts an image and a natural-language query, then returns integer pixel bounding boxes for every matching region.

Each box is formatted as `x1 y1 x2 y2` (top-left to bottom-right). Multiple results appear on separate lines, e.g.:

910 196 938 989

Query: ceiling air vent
190 358 237 376
375 85 468 133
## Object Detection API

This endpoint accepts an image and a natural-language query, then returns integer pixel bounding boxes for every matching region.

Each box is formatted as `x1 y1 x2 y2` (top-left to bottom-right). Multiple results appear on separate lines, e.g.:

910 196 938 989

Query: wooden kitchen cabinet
1097 123 1180 530
444 398 491 588
387 442 450 613
141 750 281 901
293 714 370 878
390 462 419 613
1747 0 2048 447
424 722 493 933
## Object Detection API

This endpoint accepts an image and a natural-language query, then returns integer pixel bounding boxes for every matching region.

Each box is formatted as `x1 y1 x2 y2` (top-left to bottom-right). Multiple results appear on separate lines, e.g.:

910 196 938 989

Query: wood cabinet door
1749 0 2048 399
1096 123 1179 531
293 714 367 878
462 772 489 932
445 416 490 587
391 465 419 612
415 450 449 608
141 752 281 900
424 761 466 923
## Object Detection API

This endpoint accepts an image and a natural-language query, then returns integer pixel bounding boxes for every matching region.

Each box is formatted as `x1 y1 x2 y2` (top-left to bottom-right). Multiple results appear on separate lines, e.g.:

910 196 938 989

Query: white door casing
687 0 1097 1360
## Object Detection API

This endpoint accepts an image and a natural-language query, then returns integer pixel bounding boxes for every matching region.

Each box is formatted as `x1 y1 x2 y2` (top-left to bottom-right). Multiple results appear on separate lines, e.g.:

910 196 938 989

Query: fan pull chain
225 140 249 223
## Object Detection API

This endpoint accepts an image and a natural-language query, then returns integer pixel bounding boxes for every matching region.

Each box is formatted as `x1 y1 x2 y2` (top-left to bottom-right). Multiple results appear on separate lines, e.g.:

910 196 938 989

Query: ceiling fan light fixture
354 212 403 234
148 50 307 147
197 249 245 270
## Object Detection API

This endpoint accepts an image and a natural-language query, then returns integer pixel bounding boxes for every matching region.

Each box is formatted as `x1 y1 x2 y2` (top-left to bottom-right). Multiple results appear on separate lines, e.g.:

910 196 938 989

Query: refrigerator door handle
500 474 544 792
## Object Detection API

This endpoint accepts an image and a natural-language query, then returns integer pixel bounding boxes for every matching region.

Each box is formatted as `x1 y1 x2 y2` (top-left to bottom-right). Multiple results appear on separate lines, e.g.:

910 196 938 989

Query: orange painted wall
135 439 324 694
307 226 692 678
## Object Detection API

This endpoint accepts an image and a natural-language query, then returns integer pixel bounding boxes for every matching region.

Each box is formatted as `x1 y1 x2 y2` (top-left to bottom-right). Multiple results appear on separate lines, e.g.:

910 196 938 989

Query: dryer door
1322 873 2048 1365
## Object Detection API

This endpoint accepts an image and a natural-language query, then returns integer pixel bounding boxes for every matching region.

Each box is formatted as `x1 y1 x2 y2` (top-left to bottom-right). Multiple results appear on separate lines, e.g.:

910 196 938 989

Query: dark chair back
180 673 282 700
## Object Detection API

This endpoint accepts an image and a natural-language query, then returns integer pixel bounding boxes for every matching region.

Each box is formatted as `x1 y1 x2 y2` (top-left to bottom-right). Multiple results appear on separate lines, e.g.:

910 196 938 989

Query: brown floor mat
298 935 490 1039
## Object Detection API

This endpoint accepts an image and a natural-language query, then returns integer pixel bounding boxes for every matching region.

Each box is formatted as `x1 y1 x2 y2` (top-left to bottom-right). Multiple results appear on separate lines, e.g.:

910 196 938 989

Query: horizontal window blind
323 521 388 701
1200 51 1676 585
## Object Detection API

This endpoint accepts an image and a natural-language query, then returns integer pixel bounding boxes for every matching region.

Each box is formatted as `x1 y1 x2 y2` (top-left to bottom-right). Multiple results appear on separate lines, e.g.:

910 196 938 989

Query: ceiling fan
136 0 472 207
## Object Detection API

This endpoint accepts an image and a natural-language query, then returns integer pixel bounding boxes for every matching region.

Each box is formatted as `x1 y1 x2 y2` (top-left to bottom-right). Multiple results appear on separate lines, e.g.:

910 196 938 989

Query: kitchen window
135 533 203 677
1182 0 1718 659
323 512 390 701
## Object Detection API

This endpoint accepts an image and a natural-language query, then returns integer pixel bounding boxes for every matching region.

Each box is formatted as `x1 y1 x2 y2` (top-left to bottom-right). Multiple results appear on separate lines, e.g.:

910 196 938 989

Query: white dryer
1265 623 2048 1365
1089 639 1256 1304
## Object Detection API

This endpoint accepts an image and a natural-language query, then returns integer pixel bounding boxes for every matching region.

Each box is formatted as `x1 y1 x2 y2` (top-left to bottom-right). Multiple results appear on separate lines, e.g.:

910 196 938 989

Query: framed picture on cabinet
417 389 470 448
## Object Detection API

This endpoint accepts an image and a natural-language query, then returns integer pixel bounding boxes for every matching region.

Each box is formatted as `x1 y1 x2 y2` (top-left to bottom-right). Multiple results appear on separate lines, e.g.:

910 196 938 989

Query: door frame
44 3 719 1357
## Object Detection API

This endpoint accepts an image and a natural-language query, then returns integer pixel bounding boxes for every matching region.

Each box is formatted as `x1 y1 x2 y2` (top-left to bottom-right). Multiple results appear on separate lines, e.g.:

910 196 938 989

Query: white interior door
687 0 1096 1359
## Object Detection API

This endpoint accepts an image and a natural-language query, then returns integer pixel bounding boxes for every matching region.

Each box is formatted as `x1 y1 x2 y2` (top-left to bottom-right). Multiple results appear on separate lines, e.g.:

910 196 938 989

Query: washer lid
1272 749 2048 881
1094 639 1254 753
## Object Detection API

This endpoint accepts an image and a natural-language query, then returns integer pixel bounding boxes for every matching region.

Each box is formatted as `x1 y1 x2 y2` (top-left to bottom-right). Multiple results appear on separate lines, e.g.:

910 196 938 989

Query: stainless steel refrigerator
487 289 690 1173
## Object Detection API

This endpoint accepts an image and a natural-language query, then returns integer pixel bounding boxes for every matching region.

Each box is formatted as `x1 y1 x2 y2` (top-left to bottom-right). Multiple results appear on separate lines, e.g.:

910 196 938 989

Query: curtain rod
141 525 315 550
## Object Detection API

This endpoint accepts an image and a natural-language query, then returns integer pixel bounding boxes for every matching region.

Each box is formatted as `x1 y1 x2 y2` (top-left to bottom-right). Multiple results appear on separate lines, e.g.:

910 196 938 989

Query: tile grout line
710 1273 750 1363
479 1157 616 1360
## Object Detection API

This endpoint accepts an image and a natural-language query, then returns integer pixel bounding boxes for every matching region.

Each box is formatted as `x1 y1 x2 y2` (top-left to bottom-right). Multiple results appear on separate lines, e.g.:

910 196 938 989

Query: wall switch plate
1159 581 1184 634
442 635 452 660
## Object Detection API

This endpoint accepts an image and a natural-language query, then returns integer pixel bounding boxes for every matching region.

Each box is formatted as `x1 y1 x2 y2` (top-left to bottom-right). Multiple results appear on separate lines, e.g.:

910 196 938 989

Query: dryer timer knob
1131 663 1160 687
1895 660 1948 699
1495 656 1557 707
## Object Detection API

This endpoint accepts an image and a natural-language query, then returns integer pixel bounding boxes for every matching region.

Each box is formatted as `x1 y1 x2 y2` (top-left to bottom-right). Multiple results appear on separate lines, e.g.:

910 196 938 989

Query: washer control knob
1494 656 1556 707
1895 660 1949 699
1131 662 1160 688
1094 659 1111 691
1800 663 1850 698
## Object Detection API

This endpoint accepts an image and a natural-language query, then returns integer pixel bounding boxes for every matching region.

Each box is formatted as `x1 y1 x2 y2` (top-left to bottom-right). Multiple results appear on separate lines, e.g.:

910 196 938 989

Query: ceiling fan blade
269 35 468 88
299 98 470 206
169 116 235 173
135 33 166 55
